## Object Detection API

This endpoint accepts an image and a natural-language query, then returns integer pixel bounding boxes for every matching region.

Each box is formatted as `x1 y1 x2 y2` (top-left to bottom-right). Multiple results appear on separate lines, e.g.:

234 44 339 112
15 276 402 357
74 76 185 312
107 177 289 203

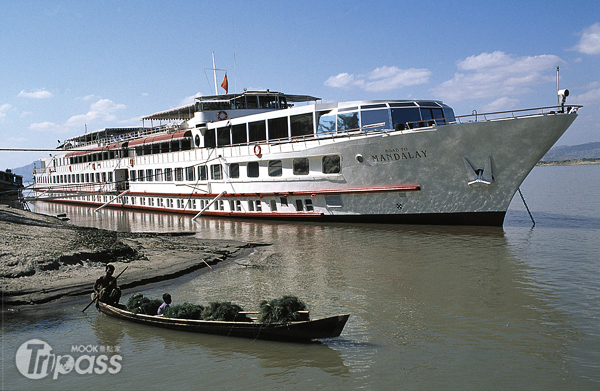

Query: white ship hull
32 92 579 226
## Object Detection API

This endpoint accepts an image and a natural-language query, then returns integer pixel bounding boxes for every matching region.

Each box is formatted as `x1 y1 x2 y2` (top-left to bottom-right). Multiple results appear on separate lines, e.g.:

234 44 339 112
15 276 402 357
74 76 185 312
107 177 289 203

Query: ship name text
372 149 427 162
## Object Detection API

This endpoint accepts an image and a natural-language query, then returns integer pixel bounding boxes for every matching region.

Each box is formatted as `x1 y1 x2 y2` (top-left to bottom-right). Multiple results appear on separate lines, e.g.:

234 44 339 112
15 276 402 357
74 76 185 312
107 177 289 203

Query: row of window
38 171 115 185
36 155 341 185
129 156 341 182
59 105 454 165
74 194 315 212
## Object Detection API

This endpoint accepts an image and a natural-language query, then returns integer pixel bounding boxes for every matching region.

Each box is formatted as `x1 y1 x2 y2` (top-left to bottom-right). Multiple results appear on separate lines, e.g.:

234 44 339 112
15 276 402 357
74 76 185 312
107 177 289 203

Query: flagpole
212 52 218 95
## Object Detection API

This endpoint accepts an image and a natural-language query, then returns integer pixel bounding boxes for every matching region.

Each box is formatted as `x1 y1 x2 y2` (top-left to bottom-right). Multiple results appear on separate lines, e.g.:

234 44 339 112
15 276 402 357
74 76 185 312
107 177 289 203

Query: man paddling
92 264 122 305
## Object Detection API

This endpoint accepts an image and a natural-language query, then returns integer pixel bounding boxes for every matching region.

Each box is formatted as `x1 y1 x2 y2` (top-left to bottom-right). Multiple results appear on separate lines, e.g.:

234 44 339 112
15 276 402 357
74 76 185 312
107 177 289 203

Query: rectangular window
146 169 153 182
138 169 144 181
255 200 262 211
155 169 163 182
305 199 313 211
247 162 259 178
295 199 303 211
236 200 241 211
268 117 288 140
204 128 216 148
280 197 288 206
293 158 309 175
268 160 282 177
186 166 195 181
249 120 266 142
317 110 336 134
217 127 231 146
198 165 207 180
248 200 254 211
210 164 222 180
391 107 421 129
108 172 113 183
361 108 390 130
230 163 239 178
231 124 247 144
175 168 183 181
322 155 341 174
96 173 100 183
165 168 173 181
337 111 359 131
290 113 314 137
270 199 277 211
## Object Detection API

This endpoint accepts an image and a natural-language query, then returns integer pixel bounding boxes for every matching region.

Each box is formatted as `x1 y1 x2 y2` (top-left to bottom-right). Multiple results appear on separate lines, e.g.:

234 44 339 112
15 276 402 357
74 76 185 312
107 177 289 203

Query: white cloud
432 51 564 101
76 94 97 101
18 89 53 99
6 136 28 144
324 66 431 92
481 97 520 112
0 103 12 118
571 87 600 105
29 98 126 134
65 98 126 128
179 92 202 107
29 121 64 133
572 23 600 55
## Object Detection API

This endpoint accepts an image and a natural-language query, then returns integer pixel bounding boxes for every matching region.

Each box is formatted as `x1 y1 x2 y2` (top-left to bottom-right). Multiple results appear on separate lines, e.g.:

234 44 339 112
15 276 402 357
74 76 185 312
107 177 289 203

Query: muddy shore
0 205 265 307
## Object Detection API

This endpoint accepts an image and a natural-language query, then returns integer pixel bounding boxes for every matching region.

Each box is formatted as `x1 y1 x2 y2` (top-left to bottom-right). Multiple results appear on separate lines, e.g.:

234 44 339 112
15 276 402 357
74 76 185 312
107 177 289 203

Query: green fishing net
126 293 163 315
258 295 307 324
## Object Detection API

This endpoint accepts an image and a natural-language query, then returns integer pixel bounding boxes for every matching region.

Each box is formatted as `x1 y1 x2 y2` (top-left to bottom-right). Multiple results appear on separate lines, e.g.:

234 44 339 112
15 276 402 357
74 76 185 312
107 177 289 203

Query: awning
142 104 197 121
64 142 127 157
128 130 192 147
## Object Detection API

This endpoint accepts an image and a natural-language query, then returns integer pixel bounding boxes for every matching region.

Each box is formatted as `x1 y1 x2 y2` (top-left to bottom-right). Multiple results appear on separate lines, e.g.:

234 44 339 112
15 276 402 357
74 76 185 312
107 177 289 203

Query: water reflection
15 199 594 388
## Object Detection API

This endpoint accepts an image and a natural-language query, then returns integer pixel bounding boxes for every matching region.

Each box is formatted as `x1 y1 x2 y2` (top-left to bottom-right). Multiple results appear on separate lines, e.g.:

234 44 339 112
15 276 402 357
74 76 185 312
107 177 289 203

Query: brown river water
2 165 600 390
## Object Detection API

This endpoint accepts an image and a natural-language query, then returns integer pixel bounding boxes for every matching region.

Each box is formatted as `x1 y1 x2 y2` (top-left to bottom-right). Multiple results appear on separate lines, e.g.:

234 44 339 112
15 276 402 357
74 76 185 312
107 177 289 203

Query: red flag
221 73 229 94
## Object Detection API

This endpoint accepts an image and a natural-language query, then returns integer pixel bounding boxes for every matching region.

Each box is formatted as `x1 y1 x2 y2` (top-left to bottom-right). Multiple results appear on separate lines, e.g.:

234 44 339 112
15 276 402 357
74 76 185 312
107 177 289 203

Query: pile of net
126 294 163 315
202 302 251 322
258 295 307 324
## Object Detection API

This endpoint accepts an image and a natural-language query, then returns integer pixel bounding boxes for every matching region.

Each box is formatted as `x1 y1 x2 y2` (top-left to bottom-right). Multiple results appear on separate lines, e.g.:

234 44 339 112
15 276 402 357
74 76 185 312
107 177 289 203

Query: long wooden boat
96 302 350 341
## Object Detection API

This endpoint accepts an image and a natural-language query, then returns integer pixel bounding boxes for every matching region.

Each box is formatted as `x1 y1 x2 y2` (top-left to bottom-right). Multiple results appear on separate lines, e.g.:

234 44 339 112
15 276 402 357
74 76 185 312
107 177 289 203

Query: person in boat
157 293 172 316
92 264 122 305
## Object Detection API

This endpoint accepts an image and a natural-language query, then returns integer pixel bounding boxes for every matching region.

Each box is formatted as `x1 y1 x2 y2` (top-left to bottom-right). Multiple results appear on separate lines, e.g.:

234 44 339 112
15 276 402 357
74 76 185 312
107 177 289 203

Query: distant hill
10 162 35 185
542 142 600 161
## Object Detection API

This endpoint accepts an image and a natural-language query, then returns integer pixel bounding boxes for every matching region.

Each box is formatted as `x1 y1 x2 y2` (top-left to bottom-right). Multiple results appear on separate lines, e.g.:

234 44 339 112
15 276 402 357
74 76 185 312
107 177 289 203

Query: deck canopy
142 103 197 121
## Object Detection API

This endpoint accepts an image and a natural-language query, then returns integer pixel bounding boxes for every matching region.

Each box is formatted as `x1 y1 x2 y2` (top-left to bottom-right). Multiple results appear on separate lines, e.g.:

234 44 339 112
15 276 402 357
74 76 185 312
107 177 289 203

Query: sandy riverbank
0 206 266 307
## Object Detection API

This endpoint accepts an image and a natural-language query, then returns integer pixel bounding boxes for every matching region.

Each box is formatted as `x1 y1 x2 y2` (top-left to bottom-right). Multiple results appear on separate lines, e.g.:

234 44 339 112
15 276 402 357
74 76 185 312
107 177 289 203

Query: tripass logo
15 339 122 380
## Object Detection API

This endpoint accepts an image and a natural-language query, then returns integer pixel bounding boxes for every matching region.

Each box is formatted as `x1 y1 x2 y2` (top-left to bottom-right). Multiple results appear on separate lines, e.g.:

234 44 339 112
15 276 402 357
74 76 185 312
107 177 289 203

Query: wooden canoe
96 302 350 341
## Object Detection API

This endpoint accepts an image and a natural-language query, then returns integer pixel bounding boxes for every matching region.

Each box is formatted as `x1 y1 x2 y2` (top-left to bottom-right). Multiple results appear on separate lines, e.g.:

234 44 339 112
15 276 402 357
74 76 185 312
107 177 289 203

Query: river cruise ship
32 90 580 225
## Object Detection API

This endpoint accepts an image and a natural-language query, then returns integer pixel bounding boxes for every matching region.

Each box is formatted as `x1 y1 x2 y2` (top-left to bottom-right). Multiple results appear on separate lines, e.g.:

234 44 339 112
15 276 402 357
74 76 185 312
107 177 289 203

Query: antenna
205 52 227 95
556 66 560 106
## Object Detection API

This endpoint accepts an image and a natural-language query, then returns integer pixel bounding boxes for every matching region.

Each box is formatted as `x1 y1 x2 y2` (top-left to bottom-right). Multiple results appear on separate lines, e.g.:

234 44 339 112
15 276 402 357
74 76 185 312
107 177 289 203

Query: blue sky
1 0 599 170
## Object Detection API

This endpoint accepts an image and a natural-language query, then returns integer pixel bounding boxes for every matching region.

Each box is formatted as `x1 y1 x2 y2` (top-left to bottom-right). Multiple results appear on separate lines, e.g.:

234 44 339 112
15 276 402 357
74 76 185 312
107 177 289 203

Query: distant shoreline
537 158 600 166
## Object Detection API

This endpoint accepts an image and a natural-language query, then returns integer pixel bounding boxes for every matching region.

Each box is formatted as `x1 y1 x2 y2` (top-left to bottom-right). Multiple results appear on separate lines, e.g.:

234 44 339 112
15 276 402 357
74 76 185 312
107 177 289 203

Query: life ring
130 158 134 167
217 111 228 121
92 163 96 170
69 166 72 172
254 144 262 157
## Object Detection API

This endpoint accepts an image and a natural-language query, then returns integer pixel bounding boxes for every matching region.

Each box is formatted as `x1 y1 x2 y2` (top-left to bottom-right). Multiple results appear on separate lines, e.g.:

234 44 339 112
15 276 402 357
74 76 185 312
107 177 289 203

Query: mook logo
15 339 122 380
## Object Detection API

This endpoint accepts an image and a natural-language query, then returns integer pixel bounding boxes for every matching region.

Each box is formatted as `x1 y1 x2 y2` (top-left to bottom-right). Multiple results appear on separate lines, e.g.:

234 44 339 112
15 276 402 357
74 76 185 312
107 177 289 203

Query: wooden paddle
82 266 128 312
